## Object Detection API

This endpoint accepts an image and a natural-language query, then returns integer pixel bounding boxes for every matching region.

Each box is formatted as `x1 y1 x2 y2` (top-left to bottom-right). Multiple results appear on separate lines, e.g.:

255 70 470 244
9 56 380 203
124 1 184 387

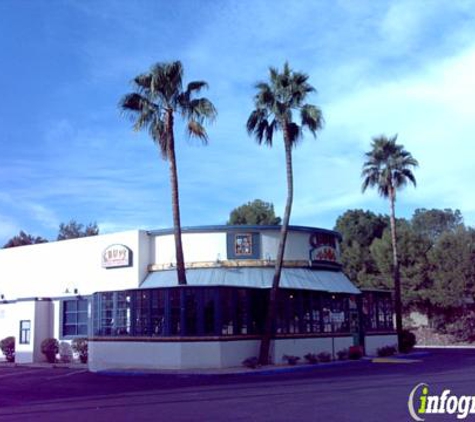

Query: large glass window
361 291 394 332
151 290 165 336
19 320 31 344
62 299 88 337
91 287 354 338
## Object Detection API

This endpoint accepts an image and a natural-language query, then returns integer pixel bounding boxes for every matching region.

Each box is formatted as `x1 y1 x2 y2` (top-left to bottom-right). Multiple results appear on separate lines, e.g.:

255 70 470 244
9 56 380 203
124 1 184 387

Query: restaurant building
0 225 396 370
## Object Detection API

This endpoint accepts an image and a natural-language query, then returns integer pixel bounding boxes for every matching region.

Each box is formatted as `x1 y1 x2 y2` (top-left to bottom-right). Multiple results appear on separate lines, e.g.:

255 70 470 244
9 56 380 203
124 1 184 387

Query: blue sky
1 0 475 244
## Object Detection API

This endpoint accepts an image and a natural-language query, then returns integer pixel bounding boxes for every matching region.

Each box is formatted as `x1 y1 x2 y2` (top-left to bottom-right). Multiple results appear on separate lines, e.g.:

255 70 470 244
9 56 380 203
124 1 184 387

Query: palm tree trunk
166 110 187 285
389 187 403 351
258 132 293 365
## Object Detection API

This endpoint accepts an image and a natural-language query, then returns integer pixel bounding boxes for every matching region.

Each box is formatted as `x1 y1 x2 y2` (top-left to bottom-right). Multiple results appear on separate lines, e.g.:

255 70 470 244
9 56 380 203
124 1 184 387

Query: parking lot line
45 370 88 381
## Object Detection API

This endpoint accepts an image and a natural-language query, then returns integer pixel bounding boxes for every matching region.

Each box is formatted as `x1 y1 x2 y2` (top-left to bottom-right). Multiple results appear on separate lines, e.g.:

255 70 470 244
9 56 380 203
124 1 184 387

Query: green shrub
400 330 417 353
317 351 332 362
41 338 59 363
242 356 259 369
377 345 397 357
336 349 349 360
71 338 88 363
282 355 300 365
304 353 319 364
0 336 15 362
348 346 363 360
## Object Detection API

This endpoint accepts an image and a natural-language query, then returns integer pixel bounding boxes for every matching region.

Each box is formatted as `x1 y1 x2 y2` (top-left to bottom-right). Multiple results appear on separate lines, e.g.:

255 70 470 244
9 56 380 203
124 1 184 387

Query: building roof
140 267 360 294
147 224 342 239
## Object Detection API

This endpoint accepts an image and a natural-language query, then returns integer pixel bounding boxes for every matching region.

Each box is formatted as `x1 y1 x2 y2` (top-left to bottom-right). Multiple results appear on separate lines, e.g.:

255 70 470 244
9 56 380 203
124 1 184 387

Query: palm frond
187 120 208 143
186 81 208 94
361 134 418 199
186 98 217 122
300 104 323 136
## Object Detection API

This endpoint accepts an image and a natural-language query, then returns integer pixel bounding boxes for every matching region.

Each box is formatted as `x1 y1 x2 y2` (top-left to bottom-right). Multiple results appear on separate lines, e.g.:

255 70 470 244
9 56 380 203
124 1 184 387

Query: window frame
60 298 90 339
19 320 31 344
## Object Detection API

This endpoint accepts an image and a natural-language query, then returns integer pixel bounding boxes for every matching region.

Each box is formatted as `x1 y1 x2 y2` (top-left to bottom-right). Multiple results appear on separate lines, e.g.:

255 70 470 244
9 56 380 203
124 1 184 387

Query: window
62 299 89 337
19 320 31 344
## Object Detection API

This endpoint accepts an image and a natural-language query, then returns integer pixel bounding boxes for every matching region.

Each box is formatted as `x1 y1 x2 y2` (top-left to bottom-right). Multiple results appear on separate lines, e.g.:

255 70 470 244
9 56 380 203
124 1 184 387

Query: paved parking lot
1 348 475 421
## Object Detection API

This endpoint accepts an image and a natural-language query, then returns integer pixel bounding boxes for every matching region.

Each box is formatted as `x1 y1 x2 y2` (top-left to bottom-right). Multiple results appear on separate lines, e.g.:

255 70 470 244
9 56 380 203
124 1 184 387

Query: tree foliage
336 206 475 336
334 209 387 286
3 231 48 248
427 227 475 310
227 199 281 225
57 220 99 240
412 208 463 244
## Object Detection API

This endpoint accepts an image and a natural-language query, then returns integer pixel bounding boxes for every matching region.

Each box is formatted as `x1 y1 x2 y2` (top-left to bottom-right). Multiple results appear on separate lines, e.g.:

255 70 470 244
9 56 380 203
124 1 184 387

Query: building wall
0 230 148 300
272 336 354 363
150 229 337 266
151 232 227 267
364 334 398 356
0 302 17 362
33 300 54 362
88 336 357 371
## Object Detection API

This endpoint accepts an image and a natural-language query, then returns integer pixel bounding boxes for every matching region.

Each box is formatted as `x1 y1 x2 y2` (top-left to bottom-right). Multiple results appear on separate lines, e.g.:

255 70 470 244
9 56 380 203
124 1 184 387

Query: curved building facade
0 225 396 369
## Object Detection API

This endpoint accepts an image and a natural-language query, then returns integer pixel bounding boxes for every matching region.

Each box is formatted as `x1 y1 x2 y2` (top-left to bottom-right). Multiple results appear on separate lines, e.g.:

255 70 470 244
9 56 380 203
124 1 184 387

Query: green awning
141 267 360 294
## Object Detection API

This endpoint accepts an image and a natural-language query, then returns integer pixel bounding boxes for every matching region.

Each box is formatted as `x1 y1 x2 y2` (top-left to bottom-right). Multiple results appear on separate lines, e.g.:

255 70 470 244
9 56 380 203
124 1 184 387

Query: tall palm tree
120 61 217 285
247 63 323 365
362 135 418 351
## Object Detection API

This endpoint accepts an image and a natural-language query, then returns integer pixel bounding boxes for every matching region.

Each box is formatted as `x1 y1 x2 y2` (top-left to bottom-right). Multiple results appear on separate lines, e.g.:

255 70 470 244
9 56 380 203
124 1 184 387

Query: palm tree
362 134 418 351
247 63 323 365
120 61 217 285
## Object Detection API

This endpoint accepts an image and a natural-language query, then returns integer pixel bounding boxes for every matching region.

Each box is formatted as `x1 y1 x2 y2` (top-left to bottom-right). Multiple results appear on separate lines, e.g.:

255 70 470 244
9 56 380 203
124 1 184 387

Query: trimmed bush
0 336 15 362
71 338 88 363
282 355 300 365
348 346 363 360
304 353 319 364
400 330 417 353
242 356 259 369
41 338 59 363
377 345 397 357
337 349 349 361
317 351 332 363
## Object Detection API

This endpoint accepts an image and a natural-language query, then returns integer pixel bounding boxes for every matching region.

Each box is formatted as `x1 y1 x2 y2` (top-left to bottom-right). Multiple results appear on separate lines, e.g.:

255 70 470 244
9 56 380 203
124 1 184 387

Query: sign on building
102 244 132 269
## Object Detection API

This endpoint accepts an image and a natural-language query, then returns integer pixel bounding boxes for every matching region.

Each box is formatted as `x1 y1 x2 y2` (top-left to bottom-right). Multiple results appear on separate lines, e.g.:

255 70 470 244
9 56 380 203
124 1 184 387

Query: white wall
9 301 36 363
272 336 354 363
33 300 54 362
150 229 332 266
0 302 17 361
89 336 356 371
0 230 149 300
261 231 313 261
151 232 228 266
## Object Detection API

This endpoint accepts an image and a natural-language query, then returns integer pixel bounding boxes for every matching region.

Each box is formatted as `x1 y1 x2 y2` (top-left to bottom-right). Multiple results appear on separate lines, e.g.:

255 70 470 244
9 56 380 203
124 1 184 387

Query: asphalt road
0 348 474 421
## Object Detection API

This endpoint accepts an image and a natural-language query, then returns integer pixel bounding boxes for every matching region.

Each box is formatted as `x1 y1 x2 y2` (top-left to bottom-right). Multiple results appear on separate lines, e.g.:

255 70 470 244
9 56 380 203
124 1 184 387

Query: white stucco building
0 225 396 370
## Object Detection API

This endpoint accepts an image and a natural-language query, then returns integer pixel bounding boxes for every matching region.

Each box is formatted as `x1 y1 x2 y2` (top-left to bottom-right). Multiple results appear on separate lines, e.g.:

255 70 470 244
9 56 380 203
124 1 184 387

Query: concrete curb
96 358 372 377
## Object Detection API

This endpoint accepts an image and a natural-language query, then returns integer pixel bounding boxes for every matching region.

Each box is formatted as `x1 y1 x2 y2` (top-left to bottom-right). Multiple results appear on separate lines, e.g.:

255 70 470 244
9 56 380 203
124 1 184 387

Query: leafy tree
247 62 323 364
361 134 418 351
334 209 387 286
412 208 463 244
57 220 99 240
3 231 48 248
227 199 281 225
428 227 475 312
120 61 217 285
370 222 432 312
